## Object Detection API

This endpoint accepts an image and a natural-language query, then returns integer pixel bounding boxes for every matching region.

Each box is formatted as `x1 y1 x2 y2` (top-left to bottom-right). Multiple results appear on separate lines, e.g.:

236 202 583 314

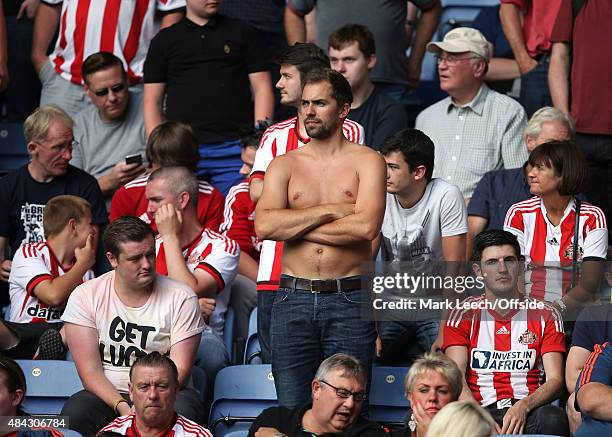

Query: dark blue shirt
572 304 612 350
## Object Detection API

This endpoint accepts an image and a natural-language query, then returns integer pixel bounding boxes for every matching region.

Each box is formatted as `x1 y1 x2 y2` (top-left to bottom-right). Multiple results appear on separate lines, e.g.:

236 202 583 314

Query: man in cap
415 27 528 202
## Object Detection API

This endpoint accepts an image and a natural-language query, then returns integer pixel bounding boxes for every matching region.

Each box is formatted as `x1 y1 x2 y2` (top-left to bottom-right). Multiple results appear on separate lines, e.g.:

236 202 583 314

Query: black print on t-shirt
20 203 44 244
99 316 157 367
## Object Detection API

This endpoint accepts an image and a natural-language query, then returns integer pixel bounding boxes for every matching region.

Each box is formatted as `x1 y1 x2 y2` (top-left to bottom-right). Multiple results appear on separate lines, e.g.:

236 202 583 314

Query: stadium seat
224 307 235 362
56 429 83 436
0 123 28 176
438 0 499 40
16 360 83 415
244 308 261 364
368 366 410 426
209 364 277 436
220 431 248 437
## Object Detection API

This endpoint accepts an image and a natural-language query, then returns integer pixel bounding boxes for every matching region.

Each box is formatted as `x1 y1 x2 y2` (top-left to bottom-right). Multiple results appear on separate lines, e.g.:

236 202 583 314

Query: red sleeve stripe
196 263 224 293
26 274 54 296
579 342 609 388
249 171 265 180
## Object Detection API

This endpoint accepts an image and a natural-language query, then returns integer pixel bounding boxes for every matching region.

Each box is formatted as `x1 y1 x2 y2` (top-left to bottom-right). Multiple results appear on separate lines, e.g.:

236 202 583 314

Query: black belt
278 276 362 293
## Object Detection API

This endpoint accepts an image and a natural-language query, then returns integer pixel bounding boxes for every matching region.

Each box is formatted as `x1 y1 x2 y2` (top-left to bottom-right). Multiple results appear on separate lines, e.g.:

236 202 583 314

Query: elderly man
0 105 107 284
249 353 384 437
466 106 573 256
98 352 213 436
415 27 528 201
71 52 146 199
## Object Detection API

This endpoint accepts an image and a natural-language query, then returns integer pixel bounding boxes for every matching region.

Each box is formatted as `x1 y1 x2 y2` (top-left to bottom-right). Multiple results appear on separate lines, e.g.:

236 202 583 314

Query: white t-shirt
381 178 467 263
61 271 205 392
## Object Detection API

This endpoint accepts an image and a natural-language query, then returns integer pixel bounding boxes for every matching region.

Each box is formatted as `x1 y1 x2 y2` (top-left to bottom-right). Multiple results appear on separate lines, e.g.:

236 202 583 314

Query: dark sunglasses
93 83 126 97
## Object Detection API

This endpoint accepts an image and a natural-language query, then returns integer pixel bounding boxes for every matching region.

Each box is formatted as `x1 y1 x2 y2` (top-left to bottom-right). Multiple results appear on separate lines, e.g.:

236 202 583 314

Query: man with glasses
71 52 146 200
415 27 528 203
249 353 384 437
0 105 107 291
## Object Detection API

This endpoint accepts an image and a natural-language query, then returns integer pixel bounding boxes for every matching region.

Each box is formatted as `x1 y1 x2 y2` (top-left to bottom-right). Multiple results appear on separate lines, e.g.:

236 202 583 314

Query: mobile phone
125 153 143 165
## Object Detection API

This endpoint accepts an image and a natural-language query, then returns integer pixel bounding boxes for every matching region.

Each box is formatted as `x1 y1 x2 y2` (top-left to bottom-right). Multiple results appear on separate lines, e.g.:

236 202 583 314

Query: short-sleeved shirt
155 228 239 337
61 271 205 392
381 178 467 263
44 0 185 85
571 304 612 351
467 166 531 231
110 172 224 233
144 15 268 143
443 295 566 406
504 197 608 302
8 242 94 323
0 165 108 253
550 0 612 135
347 87 407 150
250 116 364 292
220 181 260 261
71 91 146 181
415 85 528 198
286 0 438 85
100 413 213 437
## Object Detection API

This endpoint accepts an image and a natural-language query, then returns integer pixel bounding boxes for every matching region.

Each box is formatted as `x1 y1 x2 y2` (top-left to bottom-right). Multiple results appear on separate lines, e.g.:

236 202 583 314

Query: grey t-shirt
71 90 146 179
381 178 467 263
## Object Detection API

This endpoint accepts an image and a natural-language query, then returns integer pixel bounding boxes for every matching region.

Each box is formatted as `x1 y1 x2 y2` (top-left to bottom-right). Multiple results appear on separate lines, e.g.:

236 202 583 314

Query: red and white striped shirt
45 0 185 85
504 196 608 302
100 413 212 437
443 295 565 407
110 172 225 233
8 242 94 323
155 228 238 337
220 181 260 261
251 116 365 291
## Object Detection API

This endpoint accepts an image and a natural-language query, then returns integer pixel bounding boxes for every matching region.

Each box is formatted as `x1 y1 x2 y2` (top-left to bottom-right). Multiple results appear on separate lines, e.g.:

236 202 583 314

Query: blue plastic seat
209 364 277 436
244 308 261 364
368 366 410 426
16 360 84 415
223 307 235 362
0 123 28 176
56 429 83 436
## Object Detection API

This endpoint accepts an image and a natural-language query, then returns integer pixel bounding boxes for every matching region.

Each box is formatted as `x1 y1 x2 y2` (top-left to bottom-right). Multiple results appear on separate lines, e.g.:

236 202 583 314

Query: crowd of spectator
0 0 610 436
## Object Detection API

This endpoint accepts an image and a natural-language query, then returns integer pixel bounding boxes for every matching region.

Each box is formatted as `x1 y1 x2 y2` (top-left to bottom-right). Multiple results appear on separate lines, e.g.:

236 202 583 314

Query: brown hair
329 23 376 58
146 121 200 172
527 140 585 196
82 52 126 85
43 195 92 238
103 216 155 257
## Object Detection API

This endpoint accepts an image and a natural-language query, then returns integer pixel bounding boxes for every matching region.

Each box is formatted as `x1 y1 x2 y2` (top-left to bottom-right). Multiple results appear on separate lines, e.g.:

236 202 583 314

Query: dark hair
82 52 125 84
471 229 521 262
97 432 127 437
239 122 270 150
381 129 435 182
275 42 330 83
527 140 585 196
329 23 376 58
0 358 27 414
302 68 353 108
129 352 179 384
146 121 200 172
103 216 155 257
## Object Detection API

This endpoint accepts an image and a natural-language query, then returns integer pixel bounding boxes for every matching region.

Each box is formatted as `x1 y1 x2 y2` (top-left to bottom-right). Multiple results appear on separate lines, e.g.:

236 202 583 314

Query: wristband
113 398 129 414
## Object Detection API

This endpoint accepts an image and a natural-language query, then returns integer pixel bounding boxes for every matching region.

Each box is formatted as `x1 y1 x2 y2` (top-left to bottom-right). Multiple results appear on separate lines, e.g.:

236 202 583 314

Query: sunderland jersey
155 228 239 337
443 295 565 407
45 0 185 85
100 413 212 437
251 116 365 291
8 242 94 323
220 181 261 261
504 197 607 302
110 172 225 233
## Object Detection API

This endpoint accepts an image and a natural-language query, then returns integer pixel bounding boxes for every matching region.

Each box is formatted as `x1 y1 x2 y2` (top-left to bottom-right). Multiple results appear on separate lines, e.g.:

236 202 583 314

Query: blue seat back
0 123 28 176
244 308 261 364
368 366 410 426
223 307 235 362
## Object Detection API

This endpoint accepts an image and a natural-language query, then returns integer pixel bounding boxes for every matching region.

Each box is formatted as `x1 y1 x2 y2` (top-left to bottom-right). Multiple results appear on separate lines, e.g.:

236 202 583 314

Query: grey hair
524 106 575 140
425 401 496 437
148 166 199 209
23 105 73 143
314 353 367 386
404 352 463 400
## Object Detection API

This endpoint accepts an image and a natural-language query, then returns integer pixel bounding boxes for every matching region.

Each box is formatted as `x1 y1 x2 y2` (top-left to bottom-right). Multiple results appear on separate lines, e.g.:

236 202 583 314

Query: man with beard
255 68 386 407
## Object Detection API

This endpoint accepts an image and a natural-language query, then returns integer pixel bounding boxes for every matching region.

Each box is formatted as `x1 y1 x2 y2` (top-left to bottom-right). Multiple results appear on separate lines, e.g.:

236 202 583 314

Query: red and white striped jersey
100 413 212 437
443 295 565 407
504 197 607 302
250 116 364 291
45 0 185 85
8 242 94 323
110 172 225 233
155 228 238 336
220 181 260 261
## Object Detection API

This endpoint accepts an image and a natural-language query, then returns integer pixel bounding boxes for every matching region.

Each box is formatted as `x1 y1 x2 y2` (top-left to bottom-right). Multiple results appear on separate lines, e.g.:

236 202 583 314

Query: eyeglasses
319 380 366 401
36 139 79 153
435 55 481 66
93 83 126 97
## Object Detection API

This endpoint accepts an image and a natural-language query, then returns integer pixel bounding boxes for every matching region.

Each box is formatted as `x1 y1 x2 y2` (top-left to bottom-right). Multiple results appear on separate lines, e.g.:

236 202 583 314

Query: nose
239 163 251 176
335 61 346 74
275 77 283 90
342 395 355 409
427 389 438 403
147 386 159 400
62 146 73 160
498 258 509 273
305 102 316 116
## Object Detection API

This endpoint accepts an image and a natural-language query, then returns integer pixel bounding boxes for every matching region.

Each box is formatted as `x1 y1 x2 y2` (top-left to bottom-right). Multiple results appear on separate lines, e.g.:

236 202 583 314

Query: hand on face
75 233 96 270
155 204 183 238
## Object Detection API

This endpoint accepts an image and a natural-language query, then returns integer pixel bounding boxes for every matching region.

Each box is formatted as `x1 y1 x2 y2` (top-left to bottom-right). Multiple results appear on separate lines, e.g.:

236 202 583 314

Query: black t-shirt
572 303 612 350
347 87 407 150
144 14 268 144
249 404 386 437
0 164 108 254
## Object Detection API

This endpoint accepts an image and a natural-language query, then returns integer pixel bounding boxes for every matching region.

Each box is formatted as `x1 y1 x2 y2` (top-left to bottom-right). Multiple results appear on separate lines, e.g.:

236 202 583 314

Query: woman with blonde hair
425 401 497 437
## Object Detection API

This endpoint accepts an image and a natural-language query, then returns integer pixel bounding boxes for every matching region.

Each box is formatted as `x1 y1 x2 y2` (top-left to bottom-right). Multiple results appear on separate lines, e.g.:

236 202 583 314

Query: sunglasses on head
93 83 126 97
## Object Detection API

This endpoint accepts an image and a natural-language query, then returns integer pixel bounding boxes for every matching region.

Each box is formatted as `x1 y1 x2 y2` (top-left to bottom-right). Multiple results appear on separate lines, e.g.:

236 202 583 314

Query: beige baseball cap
427 27 489 60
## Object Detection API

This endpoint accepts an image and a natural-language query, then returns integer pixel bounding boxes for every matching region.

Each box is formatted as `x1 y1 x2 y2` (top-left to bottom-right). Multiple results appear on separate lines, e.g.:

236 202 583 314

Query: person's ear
367 53 377 70
11 389 24 408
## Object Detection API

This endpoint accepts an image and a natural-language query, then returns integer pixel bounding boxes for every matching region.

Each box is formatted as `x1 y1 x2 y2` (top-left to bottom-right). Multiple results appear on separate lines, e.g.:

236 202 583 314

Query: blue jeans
519 56 552 118
195 329 230 398
377 319 440 365
270 275 376 408
197 139 244 197
257 290 275 364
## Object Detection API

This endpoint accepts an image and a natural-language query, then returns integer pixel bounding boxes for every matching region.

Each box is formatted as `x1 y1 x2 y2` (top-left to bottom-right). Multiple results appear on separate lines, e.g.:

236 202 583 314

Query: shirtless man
255 68 386 408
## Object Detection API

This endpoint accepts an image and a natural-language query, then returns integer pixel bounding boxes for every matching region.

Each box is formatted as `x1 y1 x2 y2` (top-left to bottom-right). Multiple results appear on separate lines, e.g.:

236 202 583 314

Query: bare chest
287 160 359 207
